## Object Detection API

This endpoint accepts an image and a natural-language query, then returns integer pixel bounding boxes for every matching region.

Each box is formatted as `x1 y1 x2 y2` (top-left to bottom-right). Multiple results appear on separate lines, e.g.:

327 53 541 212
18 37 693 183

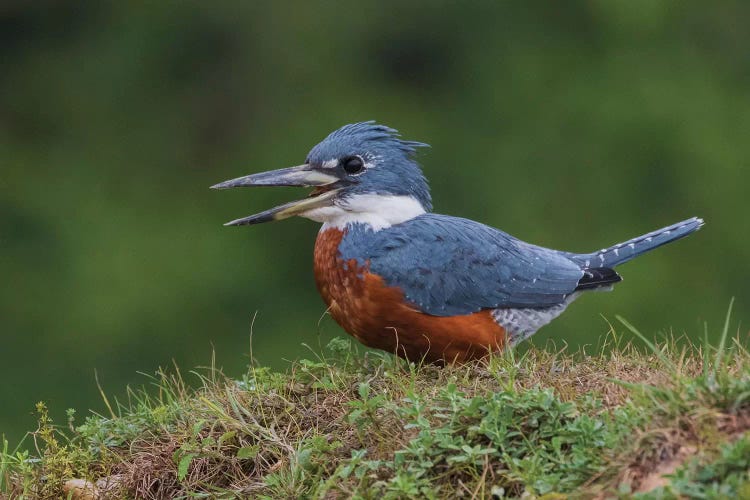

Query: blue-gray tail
574 217 704 270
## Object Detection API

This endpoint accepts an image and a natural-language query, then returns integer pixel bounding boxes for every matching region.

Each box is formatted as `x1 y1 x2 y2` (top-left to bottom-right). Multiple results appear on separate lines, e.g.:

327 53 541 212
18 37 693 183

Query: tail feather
573 217 704 269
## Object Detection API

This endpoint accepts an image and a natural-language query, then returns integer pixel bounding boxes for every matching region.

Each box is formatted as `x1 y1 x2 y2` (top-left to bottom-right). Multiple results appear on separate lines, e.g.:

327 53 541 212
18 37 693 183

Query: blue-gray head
212 122 432 229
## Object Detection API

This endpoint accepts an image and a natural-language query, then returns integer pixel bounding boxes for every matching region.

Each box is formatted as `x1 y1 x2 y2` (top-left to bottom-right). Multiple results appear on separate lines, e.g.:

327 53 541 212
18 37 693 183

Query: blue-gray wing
338 214 585 316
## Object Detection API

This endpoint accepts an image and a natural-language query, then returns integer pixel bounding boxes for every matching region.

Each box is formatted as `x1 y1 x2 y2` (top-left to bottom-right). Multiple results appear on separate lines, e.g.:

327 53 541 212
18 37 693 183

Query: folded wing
338 214 588 317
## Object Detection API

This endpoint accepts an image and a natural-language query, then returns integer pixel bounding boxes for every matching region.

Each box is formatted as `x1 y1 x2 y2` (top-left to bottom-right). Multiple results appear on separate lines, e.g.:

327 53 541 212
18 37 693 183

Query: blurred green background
2 1 748 444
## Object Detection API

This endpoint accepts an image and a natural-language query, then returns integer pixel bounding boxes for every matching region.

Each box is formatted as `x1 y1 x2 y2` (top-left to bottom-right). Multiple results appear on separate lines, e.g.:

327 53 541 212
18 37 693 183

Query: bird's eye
342 156 365 175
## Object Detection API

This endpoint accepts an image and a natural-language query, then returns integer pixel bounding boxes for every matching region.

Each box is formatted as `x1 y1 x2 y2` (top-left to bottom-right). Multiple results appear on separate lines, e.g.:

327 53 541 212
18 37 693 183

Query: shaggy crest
321 121 430 157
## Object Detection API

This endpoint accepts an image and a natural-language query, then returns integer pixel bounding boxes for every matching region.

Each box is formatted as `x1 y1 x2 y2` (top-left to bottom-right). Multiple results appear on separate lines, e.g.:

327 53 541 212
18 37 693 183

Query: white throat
302 194 426 231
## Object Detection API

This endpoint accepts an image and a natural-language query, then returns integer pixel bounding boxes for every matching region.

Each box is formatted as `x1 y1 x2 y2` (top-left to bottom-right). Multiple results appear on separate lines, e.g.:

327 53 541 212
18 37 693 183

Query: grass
1 308 749 499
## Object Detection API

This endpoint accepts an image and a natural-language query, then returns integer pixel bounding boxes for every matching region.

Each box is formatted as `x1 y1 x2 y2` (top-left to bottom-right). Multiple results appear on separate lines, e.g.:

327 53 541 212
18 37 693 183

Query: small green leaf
237 445 259 459
358 382 370 400
177 453 196 481
297 448 313 470
218 431 236 445
191 419 206 437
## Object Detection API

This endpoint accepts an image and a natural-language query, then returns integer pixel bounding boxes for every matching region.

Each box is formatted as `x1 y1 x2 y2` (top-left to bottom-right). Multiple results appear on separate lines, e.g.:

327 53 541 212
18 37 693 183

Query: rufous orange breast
313 228 507 363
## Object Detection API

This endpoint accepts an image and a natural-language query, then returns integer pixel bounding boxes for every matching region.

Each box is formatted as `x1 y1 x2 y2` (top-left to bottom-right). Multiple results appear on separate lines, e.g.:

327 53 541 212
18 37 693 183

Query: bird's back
333 214 589 315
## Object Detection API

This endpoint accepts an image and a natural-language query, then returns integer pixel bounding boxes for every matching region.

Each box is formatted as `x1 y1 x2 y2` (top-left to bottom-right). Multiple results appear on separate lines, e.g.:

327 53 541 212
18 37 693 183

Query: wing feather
338 214 585 316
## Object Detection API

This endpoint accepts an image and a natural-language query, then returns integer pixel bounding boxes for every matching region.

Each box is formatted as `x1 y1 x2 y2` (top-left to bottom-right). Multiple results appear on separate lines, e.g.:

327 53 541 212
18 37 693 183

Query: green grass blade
615 315 676 372
0 435 7 493
712 298 734 377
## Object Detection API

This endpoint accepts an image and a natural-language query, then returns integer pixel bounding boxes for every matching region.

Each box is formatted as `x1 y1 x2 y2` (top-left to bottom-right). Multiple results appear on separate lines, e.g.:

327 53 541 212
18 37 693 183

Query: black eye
342 156 365 175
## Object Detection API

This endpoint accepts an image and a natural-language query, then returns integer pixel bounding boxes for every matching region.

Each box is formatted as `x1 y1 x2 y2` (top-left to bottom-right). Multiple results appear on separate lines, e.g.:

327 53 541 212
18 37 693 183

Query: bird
212 122 703 363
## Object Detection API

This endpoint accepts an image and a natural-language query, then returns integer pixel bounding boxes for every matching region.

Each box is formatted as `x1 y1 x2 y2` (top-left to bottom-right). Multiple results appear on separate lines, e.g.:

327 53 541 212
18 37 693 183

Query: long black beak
211 164 341 226
211 164 339 190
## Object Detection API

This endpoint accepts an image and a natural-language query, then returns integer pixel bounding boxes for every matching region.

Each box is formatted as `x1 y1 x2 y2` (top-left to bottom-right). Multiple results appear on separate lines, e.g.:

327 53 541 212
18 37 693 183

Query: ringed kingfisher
212 122 703 363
